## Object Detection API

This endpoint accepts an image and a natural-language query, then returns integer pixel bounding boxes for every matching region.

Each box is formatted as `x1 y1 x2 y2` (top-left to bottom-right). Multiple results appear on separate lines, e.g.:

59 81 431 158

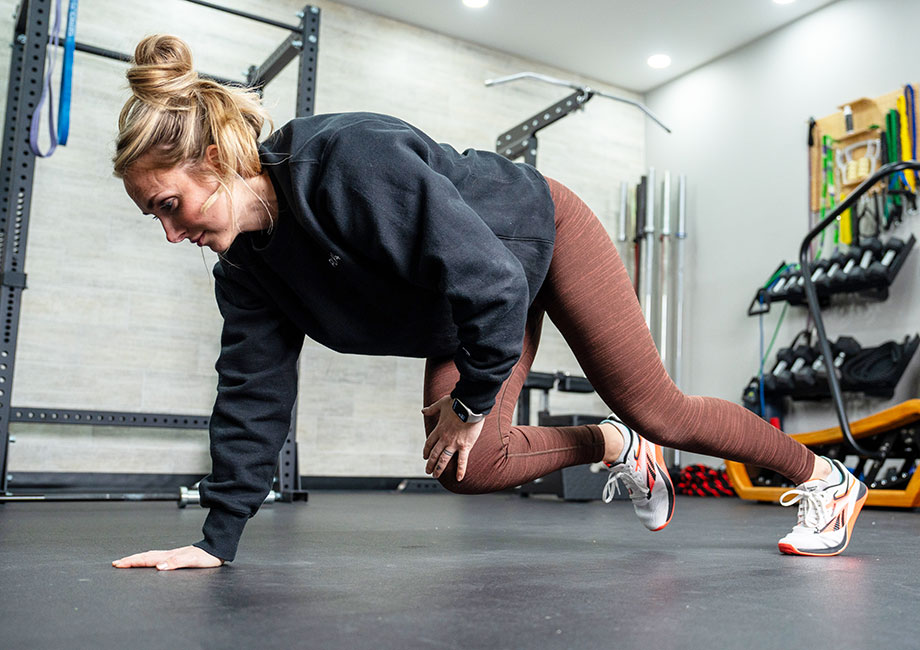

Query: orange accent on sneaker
780 483 868 557
649 443 673 531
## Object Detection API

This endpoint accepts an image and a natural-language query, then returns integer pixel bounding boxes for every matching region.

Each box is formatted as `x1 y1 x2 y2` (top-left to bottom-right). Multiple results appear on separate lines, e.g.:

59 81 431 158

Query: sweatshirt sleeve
192 259 304 562
312 120 530 414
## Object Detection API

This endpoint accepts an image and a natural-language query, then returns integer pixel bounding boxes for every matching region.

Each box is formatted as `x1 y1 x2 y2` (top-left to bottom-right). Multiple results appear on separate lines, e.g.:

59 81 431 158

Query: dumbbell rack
798 160 920 458
748 234 915 315
744 334 920 403
742 160 920 461
730 162 920 506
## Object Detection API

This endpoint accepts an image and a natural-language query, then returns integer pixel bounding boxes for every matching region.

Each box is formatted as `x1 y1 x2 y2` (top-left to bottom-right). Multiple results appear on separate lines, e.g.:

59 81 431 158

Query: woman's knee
437 470 494 495
426 423 508 494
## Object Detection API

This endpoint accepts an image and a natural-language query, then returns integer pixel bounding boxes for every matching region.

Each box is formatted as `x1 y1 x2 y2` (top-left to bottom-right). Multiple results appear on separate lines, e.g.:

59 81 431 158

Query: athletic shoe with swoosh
601 417 675 531
777 457 868 556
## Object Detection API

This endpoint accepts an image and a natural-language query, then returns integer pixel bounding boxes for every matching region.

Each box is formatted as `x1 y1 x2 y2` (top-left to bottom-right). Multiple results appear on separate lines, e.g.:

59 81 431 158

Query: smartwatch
451 398 484 424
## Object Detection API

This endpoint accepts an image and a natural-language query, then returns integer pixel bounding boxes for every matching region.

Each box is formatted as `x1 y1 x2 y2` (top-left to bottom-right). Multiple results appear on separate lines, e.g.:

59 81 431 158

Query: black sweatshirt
192 112 556 561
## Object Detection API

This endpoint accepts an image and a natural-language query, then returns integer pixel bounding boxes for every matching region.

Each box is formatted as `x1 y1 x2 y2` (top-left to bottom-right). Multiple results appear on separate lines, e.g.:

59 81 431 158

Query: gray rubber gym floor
1 492 916 650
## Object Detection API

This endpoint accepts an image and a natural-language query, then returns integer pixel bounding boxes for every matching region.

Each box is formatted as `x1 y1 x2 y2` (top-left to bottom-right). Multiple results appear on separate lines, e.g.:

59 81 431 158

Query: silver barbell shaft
642 169 657 342
672 175 688 468
659 171 672 373
618 181 629 243
178 486 277 508
675 174 687 392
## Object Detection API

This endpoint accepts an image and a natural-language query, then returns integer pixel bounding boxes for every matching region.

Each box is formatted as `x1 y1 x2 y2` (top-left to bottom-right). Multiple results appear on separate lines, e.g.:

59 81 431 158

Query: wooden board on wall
810 85 918 213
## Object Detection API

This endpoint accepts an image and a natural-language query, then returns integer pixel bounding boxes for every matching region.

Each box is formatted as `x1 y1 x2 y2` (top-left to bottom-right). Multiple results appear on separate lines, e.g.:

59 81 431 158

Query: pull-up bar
486 71 671 168
69 41 239 87
485 71 672 134
52 0 317 90
182 0 302 32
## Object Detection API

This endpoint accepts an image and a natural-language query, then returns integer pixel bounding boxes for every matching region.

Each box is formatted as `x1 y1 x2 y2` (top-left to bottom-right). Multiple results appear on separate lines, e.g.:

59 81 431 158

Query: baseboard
6 472 420 492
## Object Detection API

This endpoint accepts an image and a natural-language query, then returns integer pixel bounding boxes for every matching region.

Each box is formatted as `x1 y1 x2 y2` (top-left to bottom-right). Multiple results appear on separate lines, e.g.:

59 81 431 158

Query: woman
111 36 866 570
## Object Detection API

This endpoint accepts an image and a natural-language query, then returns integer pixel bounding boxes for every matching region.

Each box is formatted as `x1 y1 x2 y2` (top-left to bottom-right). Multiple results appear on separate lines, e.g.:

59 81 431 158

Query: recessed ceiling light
647 54 671 69
463 0 489 8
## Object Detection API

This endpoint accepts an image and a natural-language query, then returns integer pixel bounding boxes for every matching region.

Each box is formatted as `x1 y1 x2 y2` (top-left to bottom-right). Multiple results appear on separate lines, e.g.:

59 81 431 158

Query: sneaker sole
649 442 675 532
778 481 868 557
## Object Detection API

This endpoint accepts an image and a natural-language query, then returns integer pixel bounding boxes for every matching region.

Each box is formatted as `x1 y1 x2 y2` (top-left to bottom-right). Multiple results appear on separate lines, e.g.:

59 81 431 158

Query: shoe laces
779 485 831 530
603 464 649 504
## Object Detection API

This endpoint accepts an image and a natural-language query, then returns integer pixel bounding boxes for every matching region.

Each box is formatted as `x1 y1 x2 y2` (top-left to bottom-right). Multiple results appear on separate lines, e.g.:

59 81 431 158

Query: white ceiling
334 0 840 93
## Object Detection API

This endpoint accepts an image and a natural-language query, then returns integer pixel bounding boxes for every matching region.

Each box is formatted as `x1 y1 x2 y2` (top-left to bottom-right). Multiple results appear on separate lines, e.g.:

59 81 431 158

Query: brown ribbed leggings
423 177 815 493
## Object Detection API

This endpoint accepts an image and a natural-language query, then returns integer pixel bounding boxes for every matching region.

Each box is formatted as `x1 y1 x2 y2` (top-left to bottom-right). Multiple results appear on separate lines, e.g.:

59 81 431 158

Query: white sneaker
778 458 868 556
601 418 675 531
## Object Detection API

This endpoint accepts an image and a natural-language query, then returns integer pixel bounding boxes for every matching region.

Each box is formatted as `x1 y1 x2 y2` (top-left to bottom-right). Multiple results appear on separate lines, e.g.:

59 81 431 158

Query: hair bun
133 34 193 72
127 35 197 106
114 34 271 182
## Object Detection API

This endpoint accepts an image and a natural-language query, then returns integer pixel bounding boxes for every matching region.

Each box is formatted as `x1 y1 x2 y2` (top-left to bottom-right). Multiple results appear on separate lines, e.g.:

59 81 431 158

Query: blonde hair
113 34 272 217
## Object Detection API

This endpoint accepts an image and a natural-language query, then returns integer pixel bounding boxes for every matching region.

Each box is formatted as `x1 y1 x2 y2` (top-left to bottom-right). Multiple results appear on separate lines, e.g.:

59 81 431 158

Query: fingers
421 395 479 480
112 550 168 569
420 397 447 438
112 545 223 570
456 447 470 482
422 396 455 460
421 395 449 416
429 447 455 479
424 440 444 474
423 431 437 461
421 409 440 461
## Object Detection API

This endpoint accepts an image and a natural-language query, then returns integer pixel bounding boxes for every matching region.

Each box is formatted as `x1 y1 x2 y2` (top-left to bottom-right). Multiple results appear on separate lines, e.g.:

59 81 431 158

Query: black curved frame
799 160 920 459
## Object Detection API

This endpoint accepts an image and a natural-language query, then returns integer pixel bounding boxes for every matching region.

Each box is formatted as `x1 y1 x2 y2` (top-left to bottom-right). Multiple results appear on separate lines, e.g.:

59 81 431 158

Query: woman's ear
205 144 220 168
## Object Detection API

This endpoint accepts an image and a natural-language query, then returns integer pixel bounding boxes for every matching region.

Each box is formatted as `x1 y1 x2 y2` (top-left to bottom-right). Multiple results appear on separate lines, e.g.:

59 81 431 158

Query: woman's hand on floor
422 395 485 482
112 545 224 570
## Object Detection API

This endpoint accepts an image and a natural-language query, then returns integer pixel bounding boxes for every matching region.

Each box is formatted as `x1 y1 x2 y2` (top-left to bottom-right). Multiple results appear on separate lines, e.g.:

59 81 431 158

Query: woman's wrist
450 397 484 423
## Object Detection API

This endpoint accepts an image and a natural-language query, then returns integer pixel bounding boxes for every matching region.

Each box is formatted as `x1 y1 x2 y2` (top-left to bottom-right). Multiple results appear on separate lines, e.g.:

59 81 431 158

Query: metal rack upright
0 0 321 503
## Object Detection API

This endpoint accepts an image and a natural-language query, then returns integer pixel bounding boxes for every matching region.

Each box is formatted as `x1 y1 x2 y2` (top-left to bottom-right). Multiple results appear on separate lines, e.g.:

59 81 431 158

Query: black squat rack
0 0 321 503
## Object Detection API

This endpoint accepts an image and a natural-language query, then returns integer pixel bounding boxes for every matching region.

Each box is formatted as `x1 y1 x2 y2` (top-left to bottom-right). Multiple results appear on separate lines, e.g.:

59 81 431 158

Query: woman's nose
162 220 186 244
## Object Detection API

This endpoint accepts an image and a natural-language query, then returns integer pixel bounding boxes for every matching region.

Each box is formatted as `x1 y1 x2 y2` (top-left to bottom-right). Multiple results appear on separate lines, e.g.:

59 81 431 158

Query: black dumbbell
835 247 864 289
815 250 848 291
789 345 818 388
833 336 862 357
805 259 830 287
866 237 906 283
845 238 883 285
794 347 827 388
784 271 805 300
814 336 862 383
768 268 795 297
765 347 797 392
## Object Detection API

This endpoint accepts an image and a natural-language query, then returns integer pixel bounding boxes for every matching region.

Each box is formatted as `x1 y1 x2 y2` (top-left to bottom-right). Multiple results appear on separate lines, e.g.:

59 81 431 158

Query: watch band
451 398 484 424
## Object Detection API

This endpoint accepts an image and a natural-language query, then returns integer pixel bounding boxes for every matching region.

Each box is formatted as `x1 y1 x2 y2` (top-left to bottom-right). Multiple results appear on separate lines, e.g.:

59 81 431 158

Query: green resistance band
820 134 837 248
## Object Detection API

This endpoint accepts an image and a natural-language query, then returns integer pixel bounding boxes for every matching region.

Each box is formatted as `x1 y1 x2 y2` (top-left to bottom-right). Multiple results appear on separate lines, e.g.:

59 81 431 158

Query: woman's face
123 158 237 253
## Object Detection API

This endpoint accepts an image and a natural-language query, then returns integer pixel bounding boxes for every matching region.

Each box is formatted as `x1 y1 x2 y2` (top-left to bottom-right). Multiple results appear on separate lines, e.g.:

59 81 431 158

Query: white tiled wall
3 0 646 477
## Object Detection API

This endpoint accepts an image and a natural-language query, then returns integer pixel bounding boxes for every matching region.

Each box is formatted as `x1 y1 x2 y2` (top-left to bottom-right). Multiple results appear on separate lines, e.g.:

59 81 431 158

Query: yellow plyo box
725 399 920 508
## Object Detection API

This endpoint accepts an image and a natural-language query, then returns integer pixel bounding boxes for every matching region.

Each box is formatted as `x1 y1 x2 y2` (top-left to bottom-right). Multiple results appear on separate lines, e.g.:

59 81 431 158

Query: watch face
452 399 469 422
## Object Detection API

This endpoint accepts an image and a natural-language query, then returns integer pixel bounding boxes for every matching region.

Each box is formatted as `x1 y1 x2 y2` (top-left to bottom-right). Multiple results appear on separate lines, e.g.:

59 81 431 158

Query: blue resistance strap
57 0 79 146
29 0 63 157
